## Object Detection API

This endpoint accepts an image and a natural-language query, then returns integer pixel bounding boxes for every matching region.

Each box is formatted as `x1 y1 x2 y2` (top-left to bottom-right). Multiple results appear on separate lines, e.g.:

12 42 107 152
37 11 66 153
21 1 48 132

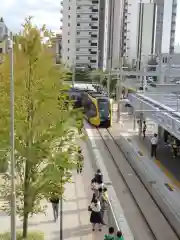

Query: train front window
98 99 110 118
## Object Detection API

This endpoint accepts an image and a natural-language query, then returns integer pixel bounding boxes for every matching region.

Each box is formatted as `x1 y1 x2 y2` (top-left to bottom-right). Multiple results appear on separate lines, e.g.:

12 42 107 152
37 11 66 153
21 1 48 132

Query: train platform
111 112 180 189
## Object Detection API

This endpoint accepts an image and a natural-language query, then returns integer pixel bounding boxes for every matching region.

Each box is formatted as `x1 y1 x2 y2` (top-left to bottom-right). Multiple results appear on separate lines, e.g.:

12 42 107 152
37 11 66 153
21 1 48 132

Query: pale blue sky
0 0 180 43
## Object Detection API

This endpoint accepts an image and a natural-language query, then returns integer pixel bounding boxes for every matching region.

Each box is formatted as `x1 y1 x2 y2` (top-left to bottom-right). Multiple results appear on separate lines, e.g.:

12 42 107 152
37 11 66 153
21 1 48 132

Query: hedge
0 231 44 240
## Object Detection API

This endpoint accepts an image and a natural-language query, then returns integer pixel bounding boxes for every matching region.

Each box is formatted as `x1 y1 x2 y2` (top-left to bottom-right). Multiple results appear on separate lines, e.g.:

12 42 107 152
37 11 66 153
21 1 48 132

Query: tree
0 17 83 238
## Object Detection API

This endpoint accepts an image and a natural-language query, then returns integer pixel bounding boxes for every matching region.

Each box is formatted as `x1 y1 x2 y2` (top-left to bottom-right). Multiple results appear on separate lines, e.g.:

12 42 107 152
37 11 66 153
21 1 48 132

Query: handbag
88 205 92 212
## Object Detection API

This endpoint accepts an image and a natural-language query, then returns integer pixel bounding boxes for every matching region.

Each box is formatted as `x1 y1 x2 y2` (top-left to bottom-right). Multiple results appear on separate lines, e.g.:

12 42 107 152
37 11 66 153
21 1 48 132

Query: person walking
172 139 178 158
50 194 60 222
104 227 115 240
142 121 147 139
91 178 99 197
116 231 124 240
151 133 158 158
99 187 108 225
90 198 102 231
95 169 103 184
77 148 84 174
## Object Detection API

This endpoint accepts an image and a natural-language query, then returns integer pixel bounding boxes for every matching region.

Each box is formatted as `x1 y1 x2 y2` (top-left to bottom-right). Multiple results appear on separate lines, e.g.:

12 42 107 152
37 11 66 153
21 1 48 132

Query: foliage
0 231 44 240
0 16 83 237
75 68 92 82
0 153 8 173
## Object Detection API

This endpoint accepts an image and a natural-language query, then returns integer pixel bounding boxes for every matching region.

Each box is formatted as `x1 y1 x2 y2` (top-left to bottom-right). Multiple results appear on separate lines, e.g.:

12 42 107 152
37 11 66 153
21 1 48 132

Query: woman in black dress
90 198 102 231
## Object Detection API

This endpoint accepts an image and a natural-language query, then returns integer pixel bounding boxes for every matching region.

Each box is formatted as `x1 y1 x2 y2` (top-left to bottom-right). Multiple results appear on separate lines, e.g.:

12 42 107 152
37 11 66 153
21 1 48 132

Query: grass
0 231 44 240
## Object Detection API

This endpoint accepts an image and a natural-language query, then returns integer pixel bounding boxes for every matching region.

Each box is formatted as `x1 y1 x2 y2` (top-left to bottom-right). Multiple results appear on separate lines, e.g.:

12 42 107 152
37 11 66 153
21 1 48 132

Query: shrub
0 231 44 240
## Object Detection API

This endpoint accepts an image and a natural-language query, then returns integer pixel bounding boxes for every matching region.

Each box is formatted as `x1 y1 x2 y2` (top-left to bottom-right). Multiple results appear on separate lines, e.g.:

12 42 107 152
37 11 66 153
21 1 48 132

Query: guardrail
84 124 134 240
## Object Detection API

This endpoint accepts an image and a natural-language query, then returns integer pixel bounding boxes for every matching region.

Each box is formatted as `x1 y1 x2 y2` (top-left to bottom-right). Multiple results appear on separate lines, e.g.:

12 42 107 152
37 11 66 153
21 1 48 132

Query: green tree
0 17 83 238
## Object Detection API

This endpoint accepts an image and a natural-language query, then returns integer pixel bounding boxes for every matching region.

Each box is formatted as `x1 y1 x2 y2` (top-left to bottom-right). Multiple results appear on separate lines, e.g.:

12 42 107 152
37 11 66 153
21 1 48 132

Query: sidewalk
0 141 107 239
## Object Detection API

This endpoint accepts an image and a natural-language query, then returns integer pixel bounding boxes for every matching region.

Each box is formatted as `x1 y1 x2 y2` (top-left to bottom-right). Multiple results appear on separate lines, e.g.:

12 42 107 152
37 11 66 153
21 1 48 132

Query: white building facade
103 0 178 69
62 0 103 70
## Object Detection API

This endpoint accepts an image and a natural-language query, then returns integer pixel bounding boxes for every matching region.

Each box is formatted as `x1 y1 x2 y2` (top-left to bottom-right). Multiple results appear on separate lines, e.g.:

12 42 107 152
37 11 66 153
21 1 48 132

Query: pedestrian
97 179 104 190
95 169 103 184
142 121 147 139
91 178 99 196
90 198 102 231
99 187 108 225
104 227 115 240
77 148 84 174
172 139 178 158
116 231 124 240
151 133 158 158
50 194 60 222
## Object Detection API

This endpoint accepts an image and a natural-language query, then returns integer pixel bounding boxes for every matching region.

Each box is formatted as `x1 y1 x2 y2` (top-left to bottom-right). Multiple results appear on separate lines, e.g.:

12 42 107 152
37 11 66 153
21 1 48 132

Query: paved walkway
112 111 180 188
0 142 107 239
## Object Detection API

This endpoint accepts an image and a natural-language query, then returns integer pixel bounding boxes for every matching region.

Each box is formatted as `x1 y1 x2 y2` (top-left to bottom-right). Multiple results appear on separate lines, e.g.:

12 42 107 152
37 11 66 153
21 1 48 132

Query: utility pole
9 32 16 240
60 171 63 240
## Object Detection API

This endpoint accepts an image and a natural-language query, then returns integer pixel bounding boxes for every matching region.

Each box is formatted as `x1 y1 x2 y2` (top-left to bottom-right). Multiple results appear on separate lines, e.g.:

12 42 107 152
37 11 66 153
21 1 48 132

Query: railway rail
96 127 179 240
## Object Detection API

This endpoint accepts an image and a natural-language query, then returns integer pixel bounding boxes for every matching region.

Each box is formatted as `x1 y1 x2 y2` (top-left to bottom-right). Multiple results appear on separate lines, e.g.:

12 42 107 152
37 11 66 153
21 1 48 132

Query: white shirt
91 201 101 212
151 137 158 145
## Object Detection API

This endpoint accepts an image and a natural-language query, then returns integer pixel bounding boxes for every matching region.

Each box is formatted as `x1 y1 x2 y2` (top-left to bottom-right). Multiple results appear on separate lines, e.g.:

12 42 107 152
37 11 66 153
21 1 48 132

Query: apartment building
51 34 62 64
103 0 178 69
61 0 104 70
0 18 9 63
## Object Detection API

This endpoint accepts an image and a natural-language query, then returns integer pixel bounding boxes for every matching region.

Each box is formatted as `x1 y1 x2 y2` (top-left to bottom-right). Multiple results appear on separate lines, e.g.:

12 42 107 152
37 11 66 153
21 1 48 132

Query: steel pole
9 33 16 240
60 175 63 240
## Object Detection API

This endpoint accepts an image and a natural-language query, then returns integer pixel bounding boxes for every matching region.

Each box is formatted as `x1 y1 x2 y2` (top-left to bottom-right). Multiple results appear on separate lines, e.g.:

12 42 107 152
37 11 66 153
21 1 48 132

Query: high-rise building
103 0 178 69
61 0 105 70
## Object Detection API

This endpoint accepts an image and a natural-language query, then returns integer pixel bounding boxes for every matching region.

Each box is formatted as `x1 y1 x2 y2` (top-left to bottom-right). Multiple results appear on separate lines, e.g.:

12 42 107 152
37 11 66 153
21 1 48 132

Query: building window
68 23 70 27
68 15 70 19
68 32 70 35
67 56 69 60
68 48 70 51
68 40 70 43
77 23 80 26
77 6 81 9
76 56 79 60
0 48 2 53
77 31 80 35
77 40 80 43
68 7 70 10
76 48 80 51
77 15 80 18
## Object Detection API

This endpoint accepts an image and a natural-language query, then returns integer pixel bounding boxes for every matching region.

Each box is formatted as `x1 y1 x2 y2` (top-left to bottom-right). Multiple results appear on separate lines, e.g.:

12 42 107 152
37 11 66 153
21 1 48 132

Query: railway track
96 127 179 240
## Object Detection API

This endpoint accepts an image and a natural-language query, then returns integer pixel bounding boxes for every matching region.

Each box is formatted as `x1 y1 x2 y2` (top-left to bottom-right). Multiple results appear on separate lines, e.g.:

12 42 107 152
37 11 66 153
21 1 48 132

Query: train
63 84 112 128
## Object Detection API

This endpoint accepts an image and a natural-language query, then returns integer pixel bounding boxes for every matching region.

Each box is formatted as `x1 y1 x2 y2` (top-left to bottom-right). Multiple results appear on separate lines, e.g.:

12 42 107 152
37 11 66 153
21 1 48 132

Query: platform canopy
128 92 180 140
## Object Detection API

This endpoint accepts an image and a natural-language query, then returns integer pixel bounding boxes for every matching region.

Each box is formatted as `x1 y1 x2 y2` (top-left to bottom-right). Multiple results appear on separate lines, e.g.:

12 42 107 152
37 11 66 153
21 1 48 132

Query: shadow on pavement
51 224 93 240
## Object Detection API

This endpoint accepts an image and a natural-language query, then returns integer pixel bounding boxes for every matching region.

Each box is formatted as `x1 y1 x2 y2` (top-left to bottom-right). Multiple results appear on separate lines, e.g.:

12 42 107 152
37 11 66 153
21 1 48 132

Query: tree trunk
23 211 29 238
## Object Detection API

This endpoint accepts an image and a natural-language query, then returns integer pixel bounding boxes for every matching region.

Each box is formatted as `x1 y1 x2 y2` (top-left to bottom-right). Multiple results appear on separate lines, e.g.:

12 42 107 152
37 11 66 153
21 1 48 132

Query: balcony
92 17 98 21
91 25 98 30
92 8 98 13
91 34 97 38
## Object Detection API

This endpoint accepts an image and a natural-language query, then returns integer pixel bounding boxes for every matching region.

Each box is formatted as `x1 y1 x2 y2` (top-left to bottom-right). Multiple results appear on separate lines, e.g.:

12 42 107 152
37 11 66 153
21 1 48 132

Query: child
116 231 124 240
104 227 115 240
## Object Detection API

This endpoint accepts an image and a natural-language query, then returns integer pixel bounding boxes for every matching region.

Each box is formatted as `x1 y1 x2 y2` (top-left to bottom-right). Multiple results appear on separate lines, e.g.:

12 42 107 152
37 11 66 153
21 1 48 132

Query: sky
0 0 180 44
0 0 61 34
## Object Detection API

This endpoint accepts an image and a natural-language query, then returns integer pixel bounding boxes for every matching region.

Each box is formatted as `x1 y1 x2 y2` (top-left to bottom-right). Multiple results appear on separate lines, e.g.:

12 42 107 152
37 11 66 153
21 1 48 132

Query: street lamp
0 19 16 240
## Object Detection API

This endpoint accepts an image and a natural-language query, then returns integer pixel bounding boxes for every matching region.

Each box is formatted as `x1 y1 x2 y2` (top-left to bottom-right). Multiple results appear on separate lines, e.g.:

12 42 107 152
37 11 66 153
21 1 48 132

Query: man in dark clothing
95 169 103 184
142 121 147 139
50 195 60 221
